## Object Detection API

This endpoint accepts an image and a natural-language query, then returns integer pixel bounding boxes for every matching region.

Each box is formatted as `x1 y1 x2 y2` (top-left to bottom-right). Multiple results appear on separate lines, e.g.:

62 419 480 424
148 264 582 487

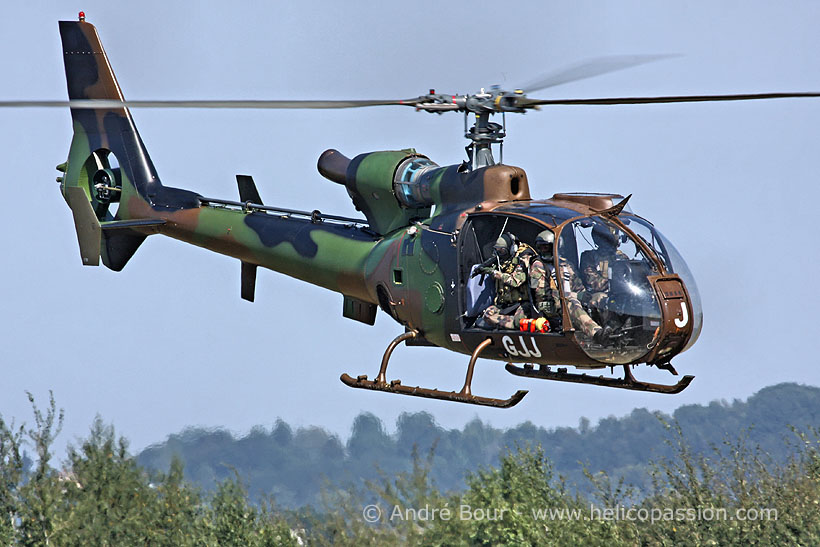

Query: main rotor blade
520 92 820 106
0 98 422 109
517 55 675 94
5 92 820 111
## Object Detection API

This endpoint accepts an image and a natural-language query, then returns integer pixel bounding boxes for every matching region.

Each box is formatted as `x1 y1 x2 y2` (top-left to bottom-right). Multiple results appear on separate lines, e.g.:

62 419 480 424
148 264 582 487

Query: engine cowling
317 148 532 235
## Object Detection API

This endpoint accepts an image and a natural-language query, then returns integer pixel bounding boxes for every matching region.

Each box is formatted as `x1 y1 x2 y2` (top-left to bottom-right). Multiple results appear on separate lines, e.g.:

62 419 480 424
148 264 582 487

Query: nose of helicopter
645 276 697 364
646 224 704 359
557 214 702 367
574 273 697 366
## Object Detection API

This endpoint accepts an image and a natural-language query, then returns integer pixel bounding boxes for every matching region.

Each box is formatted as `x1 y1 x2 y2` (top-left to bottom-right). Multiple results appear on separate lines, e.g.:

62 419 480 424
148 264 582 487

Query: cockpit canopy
461 207 702 366
558 215 702 363
619 215 703 352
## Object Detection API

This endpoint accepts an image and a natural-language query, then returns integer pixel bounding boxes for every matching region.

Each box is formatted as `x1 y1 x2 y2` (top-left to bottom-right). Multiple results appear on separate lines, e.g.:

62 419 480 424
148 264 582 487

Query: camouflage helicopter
8 15 820 408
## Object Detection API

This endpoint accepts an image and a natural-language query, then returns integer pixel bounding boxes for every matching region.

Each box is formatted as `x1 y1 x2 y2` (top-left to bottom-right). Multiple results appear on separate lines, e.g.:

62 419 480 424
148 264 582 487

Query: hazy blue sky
1 1 818 456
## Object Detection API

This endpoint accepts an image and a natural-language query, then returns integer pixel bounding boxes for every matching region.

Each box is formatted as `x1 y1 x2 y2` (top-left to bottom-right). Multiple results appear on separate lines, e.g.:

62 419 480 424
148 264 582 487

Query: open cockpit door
458 213 551 330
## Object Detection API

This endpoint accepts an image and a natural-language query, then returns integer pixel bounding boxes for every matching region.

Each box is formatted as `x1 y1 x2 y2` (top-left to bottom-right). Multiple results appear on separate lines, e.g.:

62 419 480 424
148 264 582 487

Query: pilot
580 223 628 313
519 229 561 333
523 229 609 343
476 233 533 330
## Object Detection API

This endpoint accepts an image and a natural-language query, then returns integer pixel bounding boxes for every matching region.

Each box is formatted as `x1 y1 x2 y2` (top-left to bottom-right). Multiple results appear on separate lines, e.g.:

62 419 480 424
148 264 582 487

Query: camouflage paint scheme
58 20 698 374
59 20 377 301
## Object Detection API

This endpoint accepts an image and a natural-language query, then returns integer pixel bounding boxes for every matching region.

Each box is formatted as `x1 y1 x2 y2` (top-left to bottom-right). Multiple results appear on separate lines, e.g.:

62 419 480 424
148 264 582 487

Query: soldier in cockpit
525 229 610 343
475 233 533 330
580 223 628 315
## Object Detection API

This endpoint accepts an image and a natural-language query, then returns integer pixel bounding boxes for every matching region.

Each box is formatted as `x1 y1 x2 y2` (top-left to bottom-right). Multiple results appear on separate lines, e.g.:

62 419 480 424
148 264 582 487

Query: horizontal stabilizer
342 295 377 325
237 175 262 205
65 187 101 266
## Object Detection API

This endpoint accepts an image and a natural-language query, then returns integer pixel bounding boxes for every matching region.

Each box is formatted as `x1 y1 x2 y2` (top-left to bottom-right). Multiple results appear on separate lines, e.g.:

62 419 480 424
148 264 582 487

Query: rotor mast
411 86 525 170
465 110 505 170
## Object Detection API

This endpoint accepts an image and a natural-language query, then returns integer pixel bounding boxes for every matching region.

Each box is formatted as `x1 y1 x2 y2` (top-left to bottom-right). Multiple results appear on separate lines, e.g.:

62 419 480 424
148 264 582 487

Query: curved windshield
621 216 703 352
557 217 662 364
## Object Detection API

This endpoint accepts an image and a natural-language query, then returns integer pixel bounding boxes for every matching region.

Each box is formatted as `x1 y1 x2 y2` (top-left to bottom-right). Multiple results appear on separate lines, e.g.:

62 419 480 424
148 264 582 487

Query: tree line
1 386 819 545
137 382 820 508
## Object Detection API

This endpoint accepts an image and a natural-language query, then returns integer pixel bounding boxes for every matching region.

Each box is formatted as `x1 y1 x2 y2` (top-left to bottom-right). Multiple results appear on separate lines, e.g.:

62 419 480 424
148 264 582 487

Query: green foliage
418 446 638 546
0 408 25 545
300 444 447 546
16 391 63 546
137 382 820 509
1 385 819 545
0 394 299 547
402 430 820 546
54 419 151 544
152 457 206 546
293 427 820 545
202 477 295 546
637 423 820 546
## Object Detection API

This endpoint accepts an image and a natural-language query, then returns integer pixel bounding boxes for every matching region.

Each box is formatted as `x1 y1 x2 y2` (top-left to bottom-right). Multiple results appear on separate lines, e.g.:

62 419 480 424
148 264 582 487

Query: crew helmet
535 230 555 256
493 233 516 256
592 224 618 249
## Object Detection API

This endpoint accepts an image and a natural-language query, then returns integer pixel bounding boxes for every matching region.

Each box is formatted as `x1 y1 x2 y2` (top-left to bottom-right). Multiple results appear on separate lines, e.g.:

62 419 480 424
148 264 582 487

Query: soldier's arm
580 252 607 292
530 261 558 315
556 261 584 300
529 261 546 290
570 267 586 294
494 263 527 287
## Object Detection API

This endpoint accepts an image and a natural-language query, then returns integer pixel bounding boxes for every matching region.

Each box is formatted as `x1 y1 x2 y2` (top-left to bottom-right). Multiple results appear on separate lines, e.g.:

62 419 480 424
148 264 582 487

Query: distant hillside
137 383 820 508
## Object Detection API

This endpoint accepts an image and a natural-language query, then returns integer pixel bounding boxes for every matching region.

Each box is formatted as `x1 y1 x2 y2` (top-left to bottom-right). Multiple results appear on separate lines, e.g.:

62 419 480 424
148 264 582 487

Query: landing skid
341 332 528 408
504 363 694 394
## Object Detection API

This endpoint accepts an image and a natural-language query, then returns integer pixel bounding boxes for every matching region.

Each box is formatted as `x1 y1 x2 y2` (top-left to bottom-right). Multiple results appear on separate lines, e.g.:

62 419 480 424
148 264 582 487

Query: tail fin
58 18 194 270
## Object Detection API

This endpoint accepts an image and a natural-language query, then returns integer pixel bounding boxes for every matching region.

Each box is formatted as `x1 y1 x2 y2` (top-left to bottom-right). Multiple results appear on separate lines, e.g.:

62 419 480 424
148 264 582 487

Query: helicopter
7 15 819 409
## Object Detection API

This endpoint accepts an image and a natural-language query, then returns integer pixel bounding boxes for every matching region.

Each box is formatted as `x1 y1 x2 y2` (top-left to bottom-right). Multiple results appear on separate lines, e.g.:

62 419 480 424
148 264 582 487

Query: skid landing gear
504 363 694 394
341 331 528 408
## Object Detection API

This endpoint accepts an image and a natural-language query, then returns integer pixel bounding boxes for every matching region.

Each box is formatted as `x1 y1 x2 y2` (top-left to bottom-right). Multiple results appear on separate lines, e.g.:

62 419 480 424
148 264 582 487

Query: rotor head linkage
411 87 527 169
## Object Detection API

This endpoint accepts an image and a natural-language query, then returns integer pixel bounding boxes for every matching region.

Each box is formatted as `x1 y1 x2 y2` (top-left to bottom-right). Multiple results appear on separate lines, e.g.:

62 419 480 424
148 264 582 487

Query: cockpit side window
463 215 545 264
620 216 703 352
559 217 660 280
619 216 671 273
458 214 549 328
557 217 663 364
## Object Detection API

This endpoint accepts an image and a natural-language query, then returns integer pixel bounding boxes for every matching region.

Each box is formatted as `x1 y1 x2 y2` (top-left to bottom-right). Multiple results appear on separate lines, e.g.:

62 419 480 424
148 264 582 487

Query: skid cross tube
341 333 528 408
504 363 694 394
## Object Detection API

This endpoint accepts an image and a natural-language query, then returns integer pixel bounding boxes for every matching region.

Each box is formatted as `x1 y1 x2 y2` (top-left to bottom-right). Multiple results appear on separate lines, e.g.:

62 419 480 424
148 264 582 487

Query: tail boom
151 204 379 301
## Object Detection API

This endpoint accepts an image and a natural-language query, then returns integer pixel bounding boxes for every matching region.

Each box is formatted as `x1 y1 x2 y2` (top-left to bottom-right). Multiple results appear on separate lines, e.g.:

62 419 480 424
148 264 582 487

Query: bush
1 393 818 545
